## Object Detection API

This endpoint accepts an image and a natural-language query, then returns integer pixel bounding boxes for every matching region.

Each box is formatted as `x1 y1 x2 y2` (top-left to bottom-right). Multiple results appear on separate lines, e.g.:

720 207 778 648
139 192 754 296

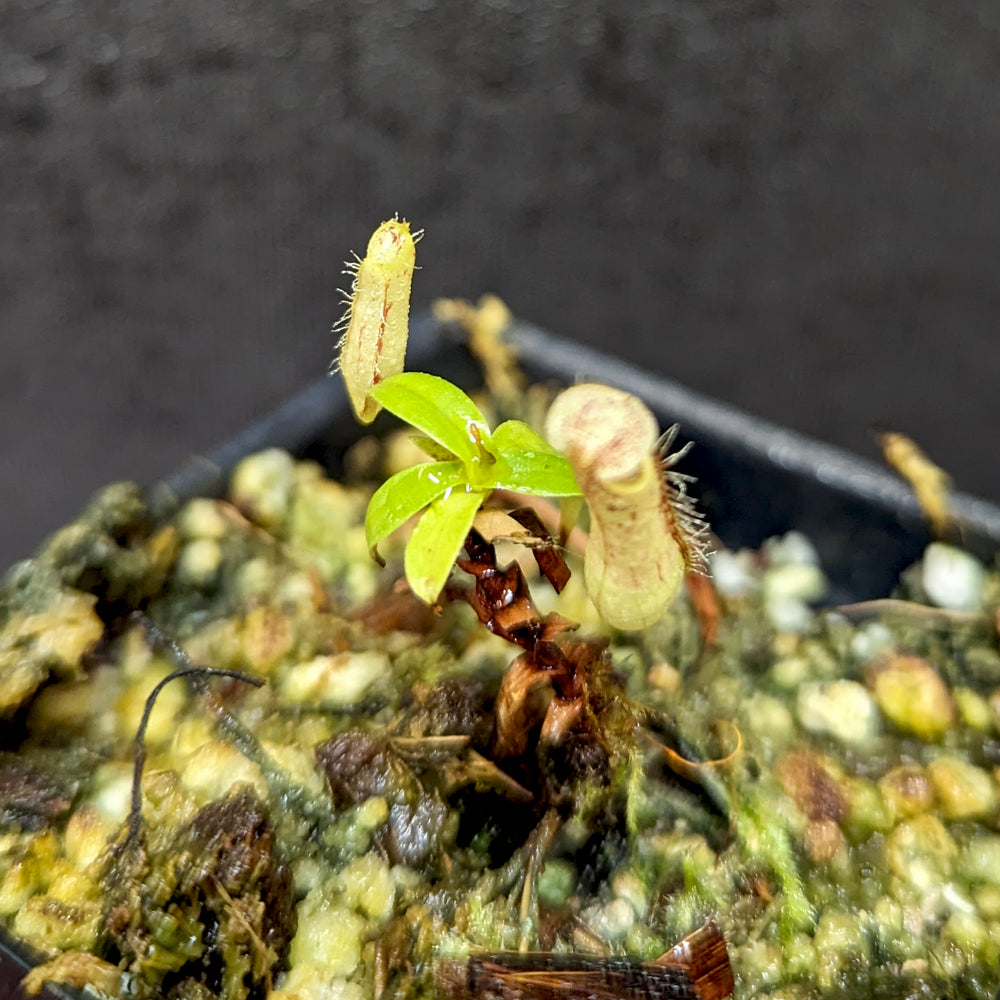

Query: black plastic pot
165 310 1000 604
3 312 1000 999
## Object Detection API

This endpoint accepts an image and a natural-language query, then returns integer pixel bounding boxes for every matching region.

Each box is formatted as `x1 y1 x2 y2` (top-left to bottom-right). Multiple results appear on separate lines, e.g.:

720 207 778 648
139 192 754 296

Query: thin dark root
121 614 263 853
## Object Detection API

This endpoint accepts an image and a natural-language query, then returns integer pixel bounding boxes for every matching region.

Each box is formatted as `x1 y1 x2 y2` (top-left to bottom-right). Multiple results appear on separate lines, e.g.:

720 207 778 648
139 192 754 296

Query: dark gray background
3 0 999 568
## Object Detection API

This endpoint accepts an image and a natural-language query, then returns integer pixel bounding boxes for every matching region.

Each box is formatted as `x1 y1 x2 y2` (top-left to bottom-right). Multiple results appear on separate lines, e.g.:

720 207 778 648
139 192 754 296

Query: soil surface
3 0 1000 566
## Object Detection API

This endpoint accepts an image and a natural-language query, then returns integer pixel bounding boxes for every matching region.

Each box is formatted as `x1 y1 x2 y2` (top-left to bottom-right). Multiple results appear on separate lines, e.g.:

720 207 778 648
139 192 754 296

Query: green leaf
365 461 465 558
409 435 457 462
491 420 560 457
490 420 582 496
404 488 485 604
370 373 493 466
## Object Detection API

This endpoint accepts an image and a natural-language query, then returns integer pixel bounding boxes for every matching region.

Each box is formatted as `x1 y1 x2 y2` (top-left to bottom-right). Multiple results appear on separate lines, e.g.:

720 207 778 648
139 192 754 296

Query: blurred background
3 0 1000 568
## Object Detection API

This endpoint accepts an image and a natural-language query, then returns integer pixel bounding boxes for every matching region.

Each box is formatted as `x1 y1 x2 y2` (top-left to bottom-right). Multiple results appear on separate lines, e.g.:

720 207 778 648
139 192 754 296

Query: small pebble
764 563 828 604
878 765 934 821
940 910 988 959
582 897 635 942
884 815 957 893
743 692 796 746
867 654 955 740
739 939 784 992
963 646 1000 687
973 885 1000 919
177 498 229 540
338 854 396 925
611 869 649 920
764 531 821 567
280 650 388 707
288 890 366 977
927 755 997 821
953 687 992 731
814 906 870 955
921 542 985 611
766 597 814 634
849 622 894 664
647 661 681 694
230 448 296 530
763 561 827 632
958 835 1000 885
803 818 847 863
797 680 881 746
175 539 222 588
770 655 811 689
709 549 759 597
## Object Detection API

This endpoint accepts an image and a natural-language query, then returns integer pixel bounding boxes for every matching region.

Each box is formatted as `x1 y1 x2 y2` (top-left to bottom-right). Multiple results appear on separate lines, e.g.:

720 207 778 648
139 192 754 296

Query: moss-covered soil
2 439 1000 1000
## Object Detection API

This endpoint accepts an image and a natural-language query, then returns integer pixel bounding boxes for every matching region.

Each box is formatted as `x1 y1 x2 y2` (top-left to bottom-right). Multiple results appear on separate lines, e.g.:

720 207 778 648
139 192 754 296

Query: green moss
5 448 1000 999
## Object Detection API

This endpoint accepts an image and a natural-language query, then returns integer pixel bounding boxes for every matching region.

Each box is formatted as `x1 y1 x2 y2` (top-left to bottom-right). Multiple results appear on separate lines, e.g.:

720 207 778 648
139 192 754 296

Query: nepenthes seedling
332 217 731 809
332 218 736 996
334 218 713 633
